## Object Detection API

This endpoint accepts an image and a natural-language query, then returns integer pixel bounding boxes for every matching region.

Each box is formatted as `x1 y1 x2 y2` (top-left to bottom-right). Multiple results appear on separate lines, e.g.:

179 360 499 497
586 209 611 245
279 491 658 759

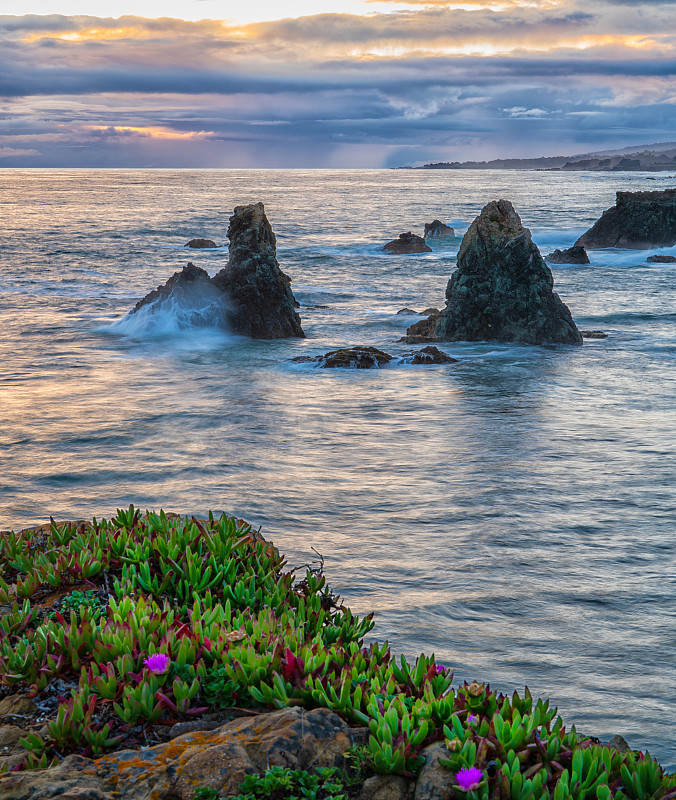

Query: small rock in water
401 346 458 364
397 308 419 315
580 330 608 339
295 346 393 369
424 219 455 238
185 238 217 248
383 232 432 254
421 307 440 316
546 246 590 264
647 254 676 263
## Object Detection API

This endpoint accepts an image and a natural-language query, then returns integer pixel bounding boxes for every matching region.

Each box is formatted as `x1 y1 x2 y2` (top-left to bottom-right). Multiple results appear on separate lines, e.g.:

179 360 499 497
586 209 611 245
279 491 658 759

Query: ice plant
436 664 446 675
456 767 483 791
143 653 170 674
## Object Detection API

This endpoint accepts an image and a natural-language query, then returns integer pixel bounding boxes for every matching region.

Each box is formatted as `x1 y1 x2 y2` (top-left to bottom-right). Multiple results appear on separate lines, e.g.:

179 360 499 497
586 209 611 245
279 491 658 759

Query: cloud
2 4 676 167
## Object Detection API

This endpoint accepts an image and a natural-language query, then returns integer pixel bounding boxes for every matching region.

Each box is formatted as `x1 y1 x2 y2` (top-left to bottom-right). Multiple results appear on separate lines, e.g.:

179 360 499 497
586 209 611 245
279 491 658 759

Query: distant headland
400 141 676 171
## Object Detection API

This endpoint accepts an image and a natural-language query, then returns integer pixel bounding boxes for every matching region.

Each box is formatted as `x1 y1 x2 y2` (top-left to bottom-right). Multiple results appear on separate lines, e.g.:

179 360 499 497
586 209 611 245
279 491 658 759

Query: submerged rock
211 203 304 338
424 220 455 238
294 346 393 369
397 308 419 315
401 346 457 364
383 232 432 254
580 330 608 339
431 200 582 345
576 190 676 249
647 254 676 263
185 238 217 249
546 246 590 264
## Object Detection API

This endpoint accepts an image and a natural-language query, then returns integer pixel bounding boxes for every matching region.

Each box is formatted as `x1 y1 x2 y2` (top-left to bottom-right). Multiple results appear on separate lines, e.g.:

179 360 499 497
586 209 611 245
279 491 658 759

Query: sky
2 0 676 167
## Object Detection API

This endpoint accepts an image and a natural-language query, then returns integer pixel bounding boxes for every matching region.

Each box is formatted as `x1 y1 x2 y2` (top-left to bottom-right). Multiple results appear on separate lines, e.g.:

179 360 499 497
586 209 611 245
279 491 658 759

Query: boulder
383 233 432 254
430 200 582 345
580 330 608 339
545 246 590 264
576 190 676 249
212 203 304 338
647 254 676 263
397 308 419 315
293 346 393 369
424 220 455 239
421 307 440 316
401 346 458 365
0 707 359 800
185 238 217 249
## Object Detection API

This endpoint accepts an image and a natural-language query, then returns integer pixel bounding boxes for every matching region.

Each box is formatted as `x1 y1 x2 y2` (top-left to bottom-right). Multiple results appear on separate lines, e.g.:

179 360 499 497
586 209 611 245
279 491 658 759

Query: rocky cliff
576 190 676 249
428 200 582 345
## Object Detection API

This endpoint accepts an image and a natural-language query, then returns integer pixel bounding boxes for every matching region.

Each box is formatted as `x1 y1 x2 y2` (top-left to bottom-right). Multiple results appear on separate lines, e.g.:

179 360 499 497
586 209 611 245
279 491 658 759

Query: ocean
1 168 674 767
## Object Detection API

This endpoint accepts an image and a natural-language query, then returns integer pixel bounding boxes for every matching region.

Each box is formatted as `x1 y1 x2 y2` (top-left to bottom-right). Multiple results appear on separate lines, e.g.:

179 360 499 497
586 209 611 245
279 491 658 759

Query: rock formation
130 204 304 339
185 238 217 248
647 254 676 263
424 220 455 238
401 346 457 364
545 246 590 264
382 232 432 254
212 203 304 338
130 262 228 327
293 346 393 369
576 190 676 249
414 200 582 345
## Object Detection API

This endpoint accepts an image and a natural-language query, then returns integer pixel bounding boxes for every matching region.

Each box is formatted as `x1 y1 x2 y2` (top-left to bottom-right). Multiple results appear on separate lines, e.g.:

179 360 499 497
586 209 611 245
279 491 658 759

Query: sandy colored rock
414 743 454 800
0 694 37 717
361 774 414 800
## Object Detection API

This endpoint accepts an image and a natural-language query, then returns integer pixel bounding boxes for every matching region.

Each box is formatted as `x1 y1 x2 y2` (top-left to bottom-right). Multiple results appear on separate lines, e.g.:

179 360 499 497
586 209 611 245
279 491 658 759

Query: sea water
1 168 674 767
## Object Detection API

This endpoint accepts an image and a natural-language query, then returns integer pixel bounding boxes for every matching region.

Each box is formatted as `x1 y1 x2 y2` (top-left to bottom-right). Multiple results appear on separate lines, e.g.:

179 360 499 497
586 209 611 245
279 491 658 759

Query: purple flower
456 767 483 792
143 653 170 674
467 713 479 725
435 664 446 675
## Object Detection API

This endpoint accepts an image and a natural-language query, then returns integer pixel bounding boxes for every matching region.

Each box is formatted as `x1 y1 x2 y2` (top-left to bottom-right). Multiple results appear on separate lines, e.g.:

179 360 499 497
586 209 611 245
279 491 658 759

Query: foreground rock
294 346 393 369
383 232 432 254
546 246 590 264
185 238 217 249
576 190 676 249
131 204 304 339
647 254 676 263
212 203 304 338
420 200 581 345
0 707 363 800
424 220 455 238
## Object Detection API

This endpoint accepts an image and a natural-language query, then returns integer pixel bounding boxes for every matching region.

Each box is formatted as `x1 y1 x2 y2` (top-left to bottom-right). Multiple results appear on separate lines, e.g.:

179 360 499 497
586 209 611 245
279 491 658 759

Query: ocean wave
104 294 232 339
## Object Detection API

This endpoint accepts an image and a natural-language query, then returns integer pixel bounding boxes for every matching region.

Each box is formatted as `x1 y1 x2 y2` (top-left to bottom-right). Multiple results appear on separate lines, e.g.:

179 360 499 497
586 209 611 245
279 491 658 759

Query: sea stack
576 190 676 249
428 200 582 345
424 220 455 238
212 203 304 338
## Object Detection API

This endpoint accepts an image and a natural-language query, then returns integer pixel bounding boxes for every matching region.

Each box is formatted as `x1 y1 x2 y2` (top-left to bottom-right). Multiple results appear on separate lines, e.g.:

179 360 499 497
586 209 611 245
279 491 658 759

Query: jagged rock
212 203 304 338
397 308 419 315
424 220 455 239
647 254 676 263
293 346 393 369
576 190 676 249
0 707 360 800
430 200 581 345
401 346 458 365
131 262 218 319
185 238 217 249
383 232 432 254
580 330 608 339
546 246 590 264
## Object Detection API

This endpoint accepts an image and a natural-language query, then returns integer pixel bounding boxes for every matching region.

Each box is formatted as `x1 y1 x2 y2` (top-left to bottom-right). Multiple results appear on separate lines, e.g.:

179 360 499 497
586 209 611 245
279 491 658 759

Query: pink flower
456 767 483 792
143 653 170 674
435 664 446 675
467 714 479 725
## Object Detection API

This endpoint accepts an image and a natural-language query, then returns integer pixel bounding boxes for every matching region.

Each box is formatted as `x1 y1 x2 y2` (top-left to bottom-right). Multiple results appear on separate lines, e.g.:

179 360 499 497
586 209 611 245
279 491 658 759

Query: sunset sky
2 0 676 167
